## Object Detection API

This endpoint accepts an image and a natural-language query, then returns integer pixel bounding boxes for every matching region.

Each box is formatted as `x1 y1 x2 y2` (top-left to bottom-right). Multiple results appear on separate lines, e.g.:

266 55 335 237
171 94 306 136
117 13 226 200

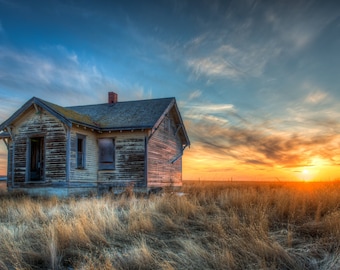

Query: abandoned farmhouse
0 92 190 196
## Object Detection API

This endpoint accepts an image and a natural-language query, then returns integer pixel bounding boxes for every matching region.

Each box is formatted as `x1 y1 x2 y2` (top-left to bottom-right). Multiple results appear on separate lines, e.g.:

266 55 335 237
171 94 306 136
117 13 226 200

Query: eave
0 132 10 138
101 125 153 132
172 101 191 147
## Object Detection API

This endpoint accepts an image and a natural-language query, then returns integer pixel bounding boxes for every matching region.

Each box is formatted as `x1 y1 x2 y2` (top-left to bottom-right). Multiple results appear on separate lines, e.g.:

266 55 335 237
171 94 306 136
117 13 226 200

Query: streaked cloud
265 2 340 51
187 56 241 79
188 103 235 113
305 91 328 104
186 114 228 126
128 84 153 100
188 90 202 100
0 46 153 111
183 1 340 84
0 96 24 121
0 46 102 98
187 115 340 170
54 45 79 64
184 33 279 81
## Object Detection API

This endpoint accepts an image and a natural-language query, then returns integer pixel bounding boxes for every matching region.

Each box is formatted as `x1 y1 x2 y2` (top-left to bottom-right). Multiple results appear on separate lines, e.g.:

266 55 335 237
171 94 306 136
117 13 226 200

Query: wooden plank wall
97 132 146 187
7 142 13 186
69 127 98 182
11 107 67 183
147 108 183 187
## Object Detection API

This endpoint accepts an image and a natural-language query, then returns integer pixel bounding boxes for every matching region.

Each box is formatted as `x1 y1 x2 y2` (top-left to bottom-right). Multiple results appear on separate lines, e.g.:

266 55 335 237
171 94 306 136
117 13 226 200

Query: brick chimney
108 92 118 104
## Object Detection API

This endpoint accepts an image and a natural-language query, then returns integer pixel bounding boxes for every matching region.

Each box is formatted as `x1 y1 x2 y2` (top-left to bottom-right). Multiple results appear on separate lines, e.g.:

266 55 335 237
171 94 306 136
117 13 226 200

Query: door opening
30 137 44 181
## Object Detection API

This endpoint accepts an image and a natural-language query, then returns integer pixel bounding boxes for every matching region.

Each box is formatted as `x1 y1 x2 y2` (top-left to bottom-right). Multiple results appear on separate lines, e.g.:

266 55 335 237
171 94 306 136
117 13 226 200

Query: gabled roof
0 96 190 146
67 98 176 130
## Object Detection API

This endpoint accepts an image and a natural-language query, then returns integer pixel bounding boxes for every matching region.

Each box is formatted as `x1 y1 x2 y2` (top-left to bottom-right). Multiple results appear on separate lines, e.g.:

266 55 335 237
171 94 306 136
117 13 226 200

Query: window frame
76 134 86 169
98 138 115 170
26 135 45 182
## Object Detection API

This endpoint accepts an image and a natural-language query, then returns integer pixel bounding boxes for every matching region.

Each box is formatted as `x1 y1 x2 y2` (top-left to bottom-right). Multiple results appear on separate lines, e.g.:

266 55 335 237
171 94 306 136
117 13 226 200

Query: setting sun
302 169 312 181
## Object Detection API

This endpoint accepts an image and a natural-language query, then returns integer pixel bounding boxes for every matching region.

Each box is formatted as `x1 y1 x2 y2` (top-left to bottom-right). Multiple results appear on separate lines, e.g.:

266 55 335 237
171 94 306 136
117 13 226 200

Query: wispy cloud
305 90 328 104
188 89 202 100
0 46 100 95
187 103 235 113
54 45 79 64
0 43 156 127
182 1 340 83
0 46 152 108
183 102 250 131
184 32 279 81
265 2 340 51
126 83 152 100
187 56 241 79
186 114 229 126
0 96 24 121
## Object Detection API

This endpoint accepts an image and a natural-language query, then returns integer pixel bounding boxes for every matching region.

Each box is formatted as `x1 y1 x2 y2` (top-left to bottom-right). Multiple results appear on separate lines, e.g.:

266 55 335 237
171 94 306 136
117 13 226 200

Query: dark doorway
30 137 44 181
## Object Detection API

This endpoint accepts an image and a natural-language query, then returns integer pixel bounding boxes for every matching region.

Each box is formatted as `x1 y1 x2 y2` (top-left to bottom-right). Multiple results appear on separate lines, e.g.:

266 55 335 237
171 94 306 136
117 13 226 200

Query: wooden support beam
33 104 40 113
6 126 13 140
174 124 182 136
170 152 183 164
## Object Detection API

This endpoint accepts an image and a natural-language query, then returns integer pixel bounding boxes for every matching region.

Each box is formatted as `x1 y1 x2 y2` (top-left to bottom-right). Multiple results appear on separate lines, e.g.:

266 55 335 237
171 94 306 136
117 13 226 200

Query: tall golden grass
0 181 339 269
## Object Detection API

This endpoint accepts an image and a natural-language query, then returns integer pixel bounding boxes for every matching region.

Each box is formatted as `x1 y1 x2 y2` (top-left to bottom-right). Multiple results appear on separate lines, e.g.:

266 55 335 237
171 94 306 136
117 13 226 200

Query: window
76 134 86 168
98 138 115 170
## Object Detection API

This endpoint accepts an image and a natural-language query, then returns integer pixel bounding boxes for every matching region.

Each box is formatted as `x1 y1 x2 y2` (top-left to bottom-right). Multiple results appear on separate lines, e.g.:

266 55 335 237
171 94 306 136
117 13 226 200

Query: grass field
0 181 339 269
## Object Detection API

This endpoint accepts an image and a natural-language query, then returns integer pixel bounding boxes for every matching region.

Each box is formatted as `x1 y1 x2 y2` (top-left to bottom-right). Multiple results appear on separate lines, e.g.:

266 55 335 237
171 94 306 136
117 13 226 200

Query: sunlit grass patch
0 181 339 269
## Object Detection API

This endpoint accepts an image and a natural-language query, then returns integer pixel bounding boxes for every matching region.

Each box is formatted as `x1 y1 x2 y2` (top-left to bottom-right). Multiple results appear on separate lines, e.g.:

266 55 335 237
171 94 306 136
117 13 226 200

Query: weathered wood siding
147 109 183 187
97 132 146 187
11 107 67 183
7 141 13 186
69 127 98 182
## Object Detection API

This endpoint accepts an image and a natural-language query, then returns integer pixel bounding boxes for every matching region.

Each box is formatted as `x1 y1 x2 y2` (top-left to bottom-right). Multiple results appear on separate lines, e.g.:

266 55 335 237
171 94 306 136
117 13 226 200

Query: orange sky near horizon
183 146 340 182
0 143 7 176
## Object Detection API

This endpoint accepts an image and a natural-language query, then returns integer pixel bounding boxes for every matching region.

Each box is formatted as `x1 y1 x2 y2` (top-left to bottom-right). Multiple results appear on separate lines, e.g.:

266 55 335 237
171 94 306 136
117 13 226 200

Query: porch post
65 124 71 183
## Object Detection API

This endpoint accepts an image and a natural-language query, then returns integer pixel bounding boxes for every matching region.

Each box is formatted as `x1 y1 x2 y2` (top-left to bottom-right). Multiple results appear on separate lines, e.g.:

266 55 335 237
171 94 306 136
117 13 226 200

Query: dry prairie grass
0 181 339 269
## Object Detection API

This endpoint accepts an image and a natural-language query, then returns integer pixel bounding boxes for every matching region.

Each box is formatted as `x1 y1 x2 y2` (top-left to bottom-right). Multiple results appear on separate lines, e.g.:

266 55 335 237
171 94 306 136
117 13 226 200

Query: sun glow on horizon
183 145 340 182
302 169 312 182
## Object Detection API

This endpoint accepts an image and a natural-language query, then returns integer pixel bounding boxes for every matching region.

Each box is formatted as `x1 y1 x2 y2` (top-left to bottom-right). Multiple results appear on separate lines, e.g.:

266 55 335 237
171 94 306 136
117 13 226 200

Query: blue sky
1 0 340 180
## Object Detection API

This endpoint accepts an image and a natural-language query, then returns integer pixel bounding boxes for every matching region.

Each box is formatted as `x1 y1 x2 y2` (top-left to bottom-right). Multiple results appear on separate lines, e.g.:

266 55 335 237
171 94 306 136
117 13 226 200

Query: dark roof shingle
67 97 175 130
